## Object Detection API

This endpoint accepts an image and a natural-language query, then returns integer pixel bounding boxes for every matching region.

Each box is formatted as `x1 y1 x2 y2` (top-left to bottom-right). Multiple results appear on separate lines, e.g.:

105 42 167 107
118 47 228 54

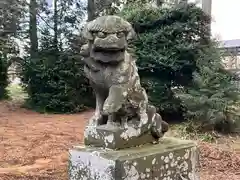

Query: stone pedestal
68 137 199 180
84 125 157 150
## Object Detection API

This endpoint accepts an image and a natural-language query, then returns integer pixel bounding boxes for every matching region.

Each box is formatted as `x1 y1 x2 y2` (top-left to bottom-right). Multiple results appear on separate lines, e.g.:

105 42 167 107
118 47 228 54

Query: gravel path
0 101 239 180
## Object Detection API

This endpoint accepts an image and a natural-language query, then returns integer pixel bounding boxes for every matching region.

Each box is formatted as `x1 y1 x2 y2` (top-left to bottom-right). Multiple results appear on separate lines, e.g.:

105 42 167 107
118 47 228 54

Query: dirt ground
0 101 240 180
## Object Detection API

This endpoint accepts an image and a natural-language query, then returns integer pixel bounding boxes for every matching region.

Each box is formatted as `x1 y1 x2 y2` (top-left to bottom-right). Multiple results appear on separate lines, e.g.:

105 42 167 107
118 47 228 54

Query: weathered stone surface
69 137 200 180
84 124 157 150
80 15 169 145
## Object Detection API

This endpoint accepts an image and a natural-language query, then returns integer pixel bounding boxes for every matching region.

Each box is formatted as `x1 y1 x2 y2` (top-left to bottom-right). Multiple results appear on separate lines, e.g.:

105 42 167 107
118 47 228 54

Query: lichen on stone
81 15 169 149
122 161 139 180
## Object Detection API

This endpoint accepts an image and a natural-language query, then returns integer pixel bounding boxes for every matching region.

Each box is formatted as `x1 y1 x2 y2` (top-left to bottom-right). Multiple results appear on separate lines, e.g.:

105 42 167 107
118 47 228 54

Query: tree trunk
87 0 96 21
29 0 38 60
156 0 164 6
202 0 212 37
53 0 58 52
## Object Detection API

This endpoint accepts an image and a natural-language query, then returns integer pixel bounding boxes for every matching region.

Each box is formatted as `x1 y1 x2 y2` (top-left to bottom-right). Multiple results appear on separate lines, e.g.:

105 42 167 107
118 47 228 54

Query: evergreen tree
20 0 93 112
120 3 211 119
120 3 240 132
0 0 24 99
174 42 240 132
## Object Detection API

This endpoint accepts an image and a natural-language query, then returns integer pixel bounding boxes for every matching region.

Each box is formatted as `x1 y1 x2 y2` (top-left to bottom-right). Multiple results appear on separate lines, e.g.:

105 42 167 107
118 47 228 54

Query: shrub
120 3 210 120
0 55 9 99
20 32 94 113
174 42 240 132
120 3 240 132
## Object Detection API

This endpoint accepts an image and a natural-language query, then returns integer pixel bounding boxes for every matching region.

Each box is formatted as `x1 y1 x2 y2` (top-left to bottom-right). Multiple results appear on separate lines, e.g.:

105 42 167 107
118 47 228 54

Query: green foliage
0 0 25 100
176 121 217 142
0 55 9 99
174 43 240 132
7 84 27 102
121 3 240 132
20 29 94 113
121 3 210 118
19 1 94 113
21 57 93 113
94 0 150 16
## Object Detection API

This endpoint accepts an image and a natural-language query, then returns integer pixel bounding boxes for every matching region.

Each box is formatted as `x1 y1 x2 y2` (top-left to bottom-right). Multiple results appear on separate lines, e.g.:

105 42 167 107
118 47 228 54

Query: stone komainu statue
81 15 168 141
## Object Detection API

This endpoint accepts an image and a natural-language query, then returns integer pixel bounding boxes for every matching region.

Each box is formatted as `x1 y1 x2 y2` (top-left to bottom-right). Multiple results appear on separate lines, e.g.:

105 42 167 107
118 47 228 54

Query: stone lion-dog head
82 15 136 64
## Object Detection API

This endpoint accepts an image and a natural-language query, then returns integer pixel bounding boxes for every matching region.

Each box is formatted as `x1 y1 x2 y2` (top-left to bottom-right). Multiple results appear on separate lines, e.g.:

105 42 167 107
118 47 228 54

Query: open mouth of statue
92 47 125 63
94 47 125 53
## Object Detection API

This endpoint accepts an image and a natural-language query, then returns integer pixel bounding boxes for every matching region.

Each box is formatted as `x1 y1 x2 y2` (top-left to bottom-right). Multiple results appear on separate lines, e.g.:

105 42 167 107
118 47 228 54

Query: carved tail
148 104 169 139
161 120 169 134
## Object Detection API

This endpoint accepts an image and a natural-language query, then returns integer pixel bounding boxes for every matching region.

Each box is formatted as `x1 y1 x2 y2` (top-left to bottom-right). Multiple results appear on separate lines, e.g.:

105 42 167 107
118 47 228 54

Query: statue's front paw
102 104 111 115
103 100 117 115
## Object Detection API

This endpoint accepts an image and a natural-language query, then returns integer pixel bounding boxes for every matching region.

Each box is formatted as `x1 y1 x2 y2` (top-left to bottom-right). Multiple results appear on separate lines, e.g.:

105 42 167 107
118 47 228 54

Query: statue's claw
106 121 120 127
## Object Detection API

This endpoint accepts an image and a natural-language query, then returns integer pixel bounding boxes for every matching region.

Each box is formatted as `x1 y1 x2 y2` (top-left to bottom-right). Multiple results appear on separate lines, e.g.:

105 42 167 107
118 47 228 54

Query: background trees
19 0 94 112
0 0 239 132
120 2 240 132
0 0 25 99
120 3 211 118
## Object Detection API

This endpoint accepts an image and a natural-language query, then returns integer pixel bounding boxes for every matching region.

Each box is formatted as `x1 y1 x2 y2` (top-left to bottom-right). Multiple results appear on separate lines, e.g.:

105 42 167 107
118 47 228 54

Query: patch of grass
165 122 217 143
6 84 27 102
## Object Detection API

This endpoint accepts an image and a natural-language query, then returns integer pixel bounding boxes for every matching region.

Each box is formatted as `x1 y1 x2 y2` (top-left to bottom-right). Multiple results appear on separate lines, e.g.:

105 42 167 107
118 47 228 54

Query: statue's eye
91 32 97 37
117 32 125 38
97 32 107 38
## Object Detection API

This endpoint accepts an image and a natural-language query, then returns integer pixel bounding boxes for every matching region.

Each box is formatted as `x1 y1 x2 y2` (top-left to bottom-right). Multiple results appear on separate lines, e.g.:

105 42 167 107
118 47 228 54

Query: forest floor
0 85 240 180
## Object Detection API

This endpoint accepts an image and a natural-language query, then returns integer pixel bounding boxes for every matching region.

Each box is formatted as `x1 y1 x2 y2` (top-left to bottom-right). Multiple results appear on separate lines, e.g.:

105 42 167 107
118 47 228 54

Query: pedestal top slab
69 137 199 180
78 137 197 161
84 124 158 150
